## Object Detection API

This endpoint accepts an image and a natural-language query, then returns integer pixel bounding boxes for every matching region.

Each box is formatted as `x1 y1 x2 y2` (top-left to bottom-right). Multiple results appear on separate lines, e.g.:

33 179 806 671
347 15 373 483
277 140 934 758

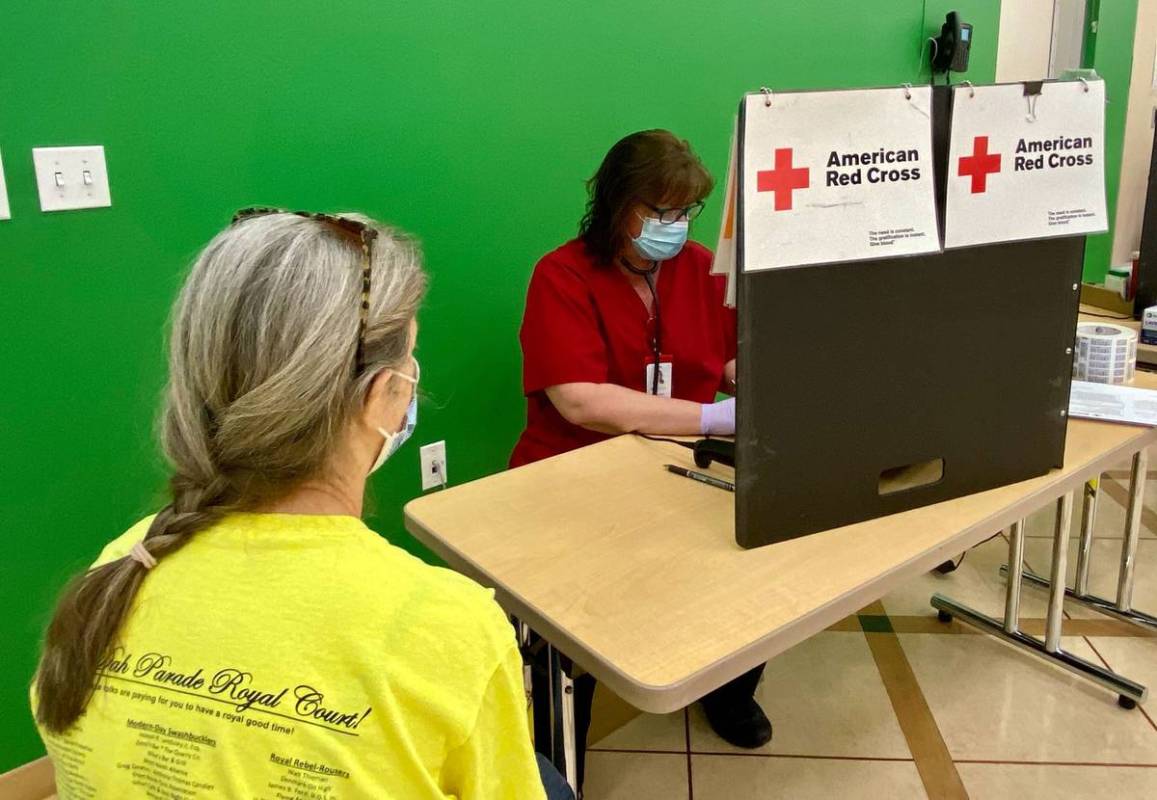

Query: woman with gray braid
31 210 567 799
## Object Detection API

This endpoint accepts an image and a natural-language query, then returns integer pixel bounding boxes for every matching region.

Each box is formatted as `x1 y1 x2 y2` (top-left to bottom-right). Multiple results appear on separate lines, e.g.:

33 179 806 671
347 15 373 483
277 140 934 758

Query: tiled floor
583 469 1157 799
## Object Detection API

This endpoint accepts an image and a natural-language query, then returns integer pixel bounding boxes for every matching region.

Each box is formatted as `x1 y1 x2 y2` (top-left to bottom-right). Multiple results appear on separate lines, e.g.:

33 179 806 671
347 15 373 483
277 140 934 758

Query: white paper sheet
711 120 737 278
711 120 738 308
944 80 1108 248
1069 380 1157 427
740 86 940 271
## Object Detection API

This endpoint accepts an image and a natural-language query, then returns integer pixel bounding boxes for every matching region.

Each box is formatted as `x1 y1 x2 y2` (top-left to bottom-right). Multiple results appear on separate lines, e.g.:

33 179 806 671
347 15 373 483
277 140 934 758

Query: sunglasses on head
231 207 379 375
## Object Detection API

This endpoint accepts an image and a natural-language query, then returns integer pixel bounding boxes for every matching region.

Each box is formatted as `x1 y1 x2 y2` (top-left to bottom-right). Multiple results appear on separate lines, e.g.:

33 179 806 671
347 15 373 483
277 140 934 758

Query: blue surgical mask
370 360 420 474
631 215 689 262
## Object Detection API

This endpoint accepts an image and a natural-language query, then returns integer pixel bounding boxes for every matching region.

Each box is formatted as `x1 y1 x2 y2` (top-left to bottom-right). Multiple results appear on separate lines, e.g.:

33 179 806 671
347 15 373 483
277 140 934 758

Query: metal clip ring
960 80 976 98
901 82 912 100
760 86 772 107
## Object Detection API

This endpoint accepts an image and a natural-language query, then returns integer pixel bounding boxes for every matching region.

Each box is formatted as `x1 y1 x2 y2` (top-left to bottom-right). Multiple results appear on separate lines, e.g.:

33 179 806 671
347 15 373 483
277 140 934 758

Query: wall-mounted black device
931 11 973 74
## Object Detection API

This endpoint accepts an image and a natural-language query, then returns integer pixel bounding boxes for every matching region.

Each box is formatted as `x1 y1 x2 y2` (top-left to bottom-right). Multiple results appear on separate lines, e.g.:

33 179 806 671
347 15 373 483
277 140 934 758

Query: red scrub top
510 238 737 468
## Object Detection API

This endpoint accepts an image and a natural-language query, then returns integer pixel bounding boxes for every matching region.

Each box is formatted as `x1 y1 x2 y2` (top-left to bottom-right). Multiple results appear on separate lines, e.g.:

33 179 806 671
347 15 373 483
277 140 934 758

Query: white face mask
369 359 420 475
631 214 689 261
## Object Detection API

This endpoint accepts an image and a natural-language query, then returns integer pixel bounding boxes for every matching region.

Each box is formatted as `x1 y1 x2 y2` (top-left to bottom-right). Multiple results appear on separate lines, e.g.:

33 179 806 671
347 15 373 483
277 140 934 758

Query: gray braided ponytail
35 212 426 733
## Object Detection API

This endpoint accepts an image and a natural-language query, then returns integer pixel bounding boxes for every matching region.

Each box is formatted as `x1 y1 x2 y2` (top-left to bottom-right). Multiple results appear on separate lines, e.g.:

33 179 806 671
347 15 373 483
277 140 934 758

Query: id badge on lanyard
645 354 673 398
638 266 671 397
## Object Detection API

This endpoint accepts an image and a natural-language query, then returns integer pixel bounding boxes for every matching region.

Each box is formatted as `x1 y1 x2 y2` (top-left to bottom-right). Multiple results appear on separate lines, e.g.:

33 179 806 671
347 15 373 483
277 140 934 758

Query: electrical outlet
419 441 447 491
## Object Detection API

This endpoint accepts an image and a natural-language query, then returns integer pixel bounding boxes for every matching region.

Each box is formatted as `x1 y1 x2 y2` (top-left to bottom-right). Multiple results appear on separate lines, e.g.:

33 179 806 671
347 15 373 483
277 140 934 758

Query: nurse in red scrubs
512 130 770 760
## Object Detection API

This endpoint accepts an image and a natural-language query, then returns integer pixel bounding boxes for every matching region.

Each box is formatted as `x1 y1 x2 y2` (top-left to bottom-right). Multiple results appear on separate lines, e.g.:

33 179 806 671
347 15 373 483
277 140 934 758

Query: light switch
32 146 112 212
0 148 10 220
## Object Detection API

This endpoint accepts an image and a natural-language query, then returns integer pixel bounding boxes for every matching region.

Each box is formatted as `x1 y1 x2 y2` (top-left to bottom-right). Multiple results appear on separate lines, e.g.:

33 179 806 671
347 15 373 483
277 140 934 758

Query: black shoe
701 697 773 748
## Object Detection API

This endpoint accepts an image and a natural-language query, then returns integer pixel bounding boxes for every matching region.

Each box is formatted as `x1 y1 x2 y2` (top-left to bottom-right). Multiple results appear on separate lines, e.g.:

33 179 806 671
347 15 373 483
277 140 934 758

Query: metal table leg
933 491 1147 707
1003 519 1026 634
999 459 1157 632
1117 450 1149 613
516 618 534 729
1074 477 1098 597
1004 566 1157 631
547 643 578 793
515 618 579 795
1044 493 1073 653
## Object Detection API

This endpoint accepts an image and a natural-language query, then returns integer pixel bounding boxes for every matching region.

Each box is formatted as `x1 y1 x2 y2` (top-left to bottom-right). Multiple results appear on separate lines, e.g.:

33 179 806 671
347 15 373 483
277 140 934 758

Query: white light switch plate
0 148 10 220
32 145 112 212
419 441 447 491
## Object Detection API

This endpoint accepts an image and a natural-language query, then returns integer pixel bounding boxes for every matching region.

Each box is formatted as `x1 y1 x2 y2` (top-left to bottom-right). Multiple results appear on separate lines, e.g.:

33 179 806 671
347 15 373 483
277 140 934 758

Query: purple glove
700 397 735 436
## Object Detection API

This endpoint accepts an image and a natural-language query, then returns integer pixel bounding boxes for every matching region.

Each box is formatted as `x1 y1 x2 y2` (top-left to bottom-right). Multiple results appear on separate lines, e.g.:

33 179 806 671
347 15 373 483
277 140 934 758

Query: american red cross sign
739 86 940 271
943 81 1107 249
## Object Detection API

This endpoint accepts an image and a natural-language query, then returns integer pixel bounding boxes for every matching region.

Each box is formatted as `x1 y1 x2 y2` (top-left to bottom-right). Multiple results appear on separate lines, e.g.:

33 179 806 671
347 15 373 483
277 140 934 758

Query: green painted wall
0 0 1000 770
1082 0 1140 282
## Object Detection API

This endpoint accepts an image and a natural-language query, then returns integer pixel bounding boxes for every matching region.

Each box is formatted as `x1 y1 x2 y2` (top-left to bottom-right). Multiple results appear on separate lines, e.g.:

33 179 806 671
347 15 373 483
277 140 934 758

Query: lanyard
620 257 662 395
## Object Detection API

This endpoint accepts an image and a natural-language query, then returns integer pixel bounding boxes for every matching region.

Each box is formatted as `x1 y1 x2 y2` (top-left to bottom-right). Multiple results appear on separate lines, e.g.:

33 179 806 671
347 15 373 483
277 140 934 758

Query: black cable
926 34 939 83
1080 309 1133 320
937 529 1006 573
637 434 695 450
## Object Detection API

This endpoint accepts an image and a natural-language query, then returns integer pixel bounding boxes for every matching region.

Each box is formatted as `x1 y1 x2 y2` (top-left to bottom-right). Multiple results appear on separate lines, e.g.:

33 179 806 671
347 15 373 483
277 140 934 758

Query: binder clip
1023 80 1044 123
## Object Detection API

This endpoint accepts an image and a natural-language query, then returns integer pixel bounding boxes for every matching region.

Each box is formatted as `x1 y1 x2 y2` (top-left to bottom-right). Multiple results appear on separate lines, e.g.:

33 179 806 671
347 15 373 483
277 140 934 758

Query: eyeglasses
642 200 706 225
231 207 378 375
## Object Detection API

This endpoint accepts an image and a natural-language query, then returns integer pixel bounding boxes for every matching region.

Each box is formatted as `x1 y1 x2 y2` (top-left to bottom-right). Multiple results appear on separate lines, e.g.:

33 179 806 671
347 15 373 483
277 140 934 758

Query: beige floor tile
1021 538 1157 620
1024 478 1156 540
1102 453 1147 476
582 752 687 800
958 762 1157 799
1023 499 1082 539
900 633 1157 762
1144 476 1157 527
1102 477 1157 539
1085 636 1157 700
692 755 926 800
1123 471 1157 529
588 711 686 752
882 534 1052 619
688 632 910 758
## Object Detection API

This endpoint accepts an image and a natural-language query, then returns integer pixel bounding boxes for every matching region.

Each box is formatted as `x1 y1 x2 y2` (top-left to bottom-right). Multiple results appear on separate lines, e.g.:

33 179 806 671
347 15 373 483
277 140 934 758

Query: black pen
664 464 735 492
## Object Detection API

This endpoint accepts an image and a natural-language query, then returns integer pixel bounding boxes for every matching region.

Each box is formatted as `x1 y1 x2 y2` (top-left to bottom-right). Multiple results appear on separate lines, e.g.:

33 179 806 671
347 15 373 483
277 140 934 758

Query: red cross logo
757 148 810 211
958 135 1002 194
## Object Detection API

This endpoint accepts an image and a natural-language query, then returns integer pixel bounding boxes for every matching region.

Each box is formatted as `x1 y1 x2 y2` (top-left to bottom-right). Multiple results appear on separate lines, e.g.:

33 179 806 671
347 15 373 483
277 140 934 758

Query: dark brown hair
579 129 714 264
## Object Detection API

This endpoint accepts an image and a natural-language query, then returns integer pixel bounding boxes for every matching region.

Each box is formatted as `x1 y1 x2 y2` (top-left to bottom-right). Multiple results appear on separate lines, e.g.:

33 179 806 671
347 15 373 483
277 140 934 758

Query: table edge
403 426 1156 713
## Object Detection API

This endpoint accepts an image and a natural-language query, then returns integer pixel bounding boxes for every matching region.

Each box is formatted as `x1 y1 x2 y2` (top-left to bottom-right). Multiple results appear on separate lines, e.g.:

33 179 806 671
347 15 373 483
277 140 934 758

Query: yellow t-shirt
34 512 545 800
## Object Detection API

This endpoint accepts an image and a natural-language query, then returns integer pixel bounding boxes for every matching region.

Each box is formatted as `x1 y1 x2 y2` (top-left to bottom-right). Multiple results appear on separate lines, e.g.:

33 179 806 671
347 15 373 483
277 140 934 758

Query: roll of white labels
1073 323 1137 385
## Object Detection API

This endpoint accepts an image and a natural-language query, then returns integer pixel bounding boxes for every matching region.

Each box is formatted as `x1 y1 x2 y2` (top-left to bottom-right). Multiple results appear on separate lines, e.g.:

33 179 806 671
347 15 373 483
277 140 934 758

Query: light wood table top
405 374 1157 713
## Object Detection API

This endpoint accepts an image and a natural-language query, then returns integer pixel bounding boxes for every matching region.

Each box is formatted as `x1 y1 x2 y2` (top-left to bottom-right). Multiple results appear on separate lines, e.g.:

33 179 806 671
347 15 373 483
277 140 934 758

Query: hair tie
130 541 158 570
